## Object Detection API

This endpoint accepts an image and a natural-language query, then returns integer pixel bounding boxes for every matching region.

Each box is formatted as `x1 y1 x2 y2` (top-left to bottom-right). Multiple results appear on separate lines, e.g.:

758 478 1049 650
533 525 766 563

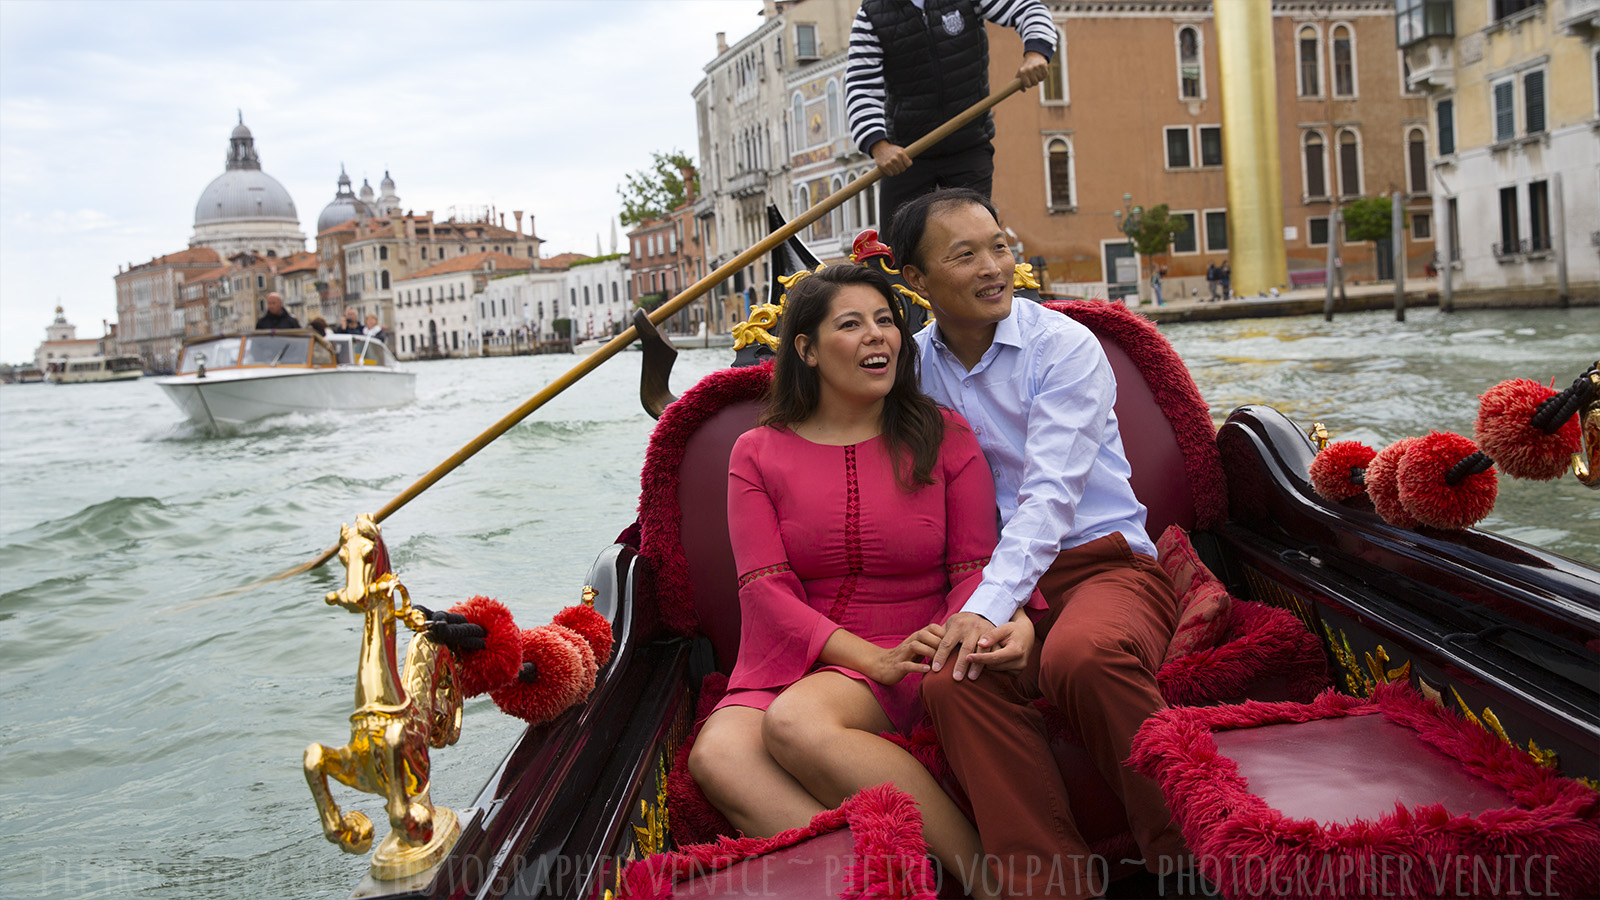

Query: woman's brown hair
761 264 946 490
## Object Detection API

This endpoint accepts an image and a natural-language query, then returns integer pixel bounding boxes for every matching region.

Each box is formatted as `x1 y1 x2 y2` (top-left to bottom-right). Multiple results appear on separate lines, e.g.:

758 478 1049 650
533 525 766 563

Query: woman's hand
868 624 945 686
964 609 1035 680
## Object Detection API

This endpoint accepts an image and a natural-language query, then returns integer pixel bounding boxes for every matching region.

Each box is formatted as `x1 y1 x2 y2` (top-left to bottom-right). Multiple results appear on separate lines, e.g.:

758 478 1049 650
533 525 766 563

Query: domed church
190 114 306 258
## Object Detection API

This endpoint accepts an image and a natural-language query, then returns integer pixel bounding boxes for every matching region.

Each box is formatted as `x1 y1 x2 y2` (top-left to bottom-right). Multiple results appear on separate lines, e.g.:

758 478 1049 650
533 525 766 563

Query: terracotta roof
128 247 222 270
275 252 319 274
317 218 364 237
185 266 230 282
539 251 590 270
398 251 534 281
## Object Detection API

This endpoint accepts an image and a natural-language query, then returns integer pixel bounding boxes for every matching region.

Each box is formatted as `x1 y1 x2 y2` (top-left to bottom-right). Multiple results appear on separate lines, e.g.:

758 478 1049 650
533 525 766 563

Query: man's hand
930 611 997 682
871 140 912 176
1017 51 1050 89
965 610 1034 679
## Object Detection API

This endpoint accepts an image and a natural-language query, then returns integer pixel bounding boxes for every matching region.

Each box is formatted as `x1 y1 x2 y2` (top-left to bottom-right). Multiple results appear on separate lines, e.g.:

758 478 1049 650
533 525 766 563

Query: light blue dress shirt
915 298 1156 626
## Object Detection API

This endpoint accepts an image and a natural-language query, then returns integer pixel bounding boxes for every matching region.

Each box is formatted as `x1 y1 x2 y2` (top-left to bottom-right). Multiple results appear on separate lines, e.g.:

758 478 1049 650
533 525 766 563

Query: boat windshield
242 335 311 367
311 340 337 367
179 338 242 373
355 339 394 367
108 357 143 373
331 340 354 365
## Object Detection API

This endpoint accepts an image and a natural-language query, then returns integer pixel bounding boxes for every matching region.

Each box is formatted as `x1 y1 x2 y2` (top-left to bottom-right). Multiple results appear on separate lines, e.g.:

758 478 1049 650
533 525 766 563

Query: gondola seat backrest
638 302 1226 673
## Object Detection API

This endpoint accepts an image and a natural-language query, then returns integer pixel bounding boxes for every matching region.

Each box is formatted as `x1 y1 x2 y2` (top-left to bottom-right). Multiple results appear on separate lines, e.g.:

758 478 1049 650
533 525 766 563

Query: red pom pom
552 604 614 667
1309 440 1377 501
1475 378 1579 481
489 626 588 725
1398 431 1498 531
448 596 522 697
1366 438 1420 528
547 624 598 700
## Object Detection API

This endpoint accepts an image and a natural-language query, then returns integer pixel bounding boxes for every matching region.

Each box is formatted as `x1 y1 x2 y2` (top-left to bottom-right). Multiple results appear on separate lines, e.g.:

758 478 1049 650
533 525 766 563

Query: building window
1523 69 1545 135
1437 98 1455 155
1044 26 1068 102
826 79 841 137
379 246 388 260
1411 212 1432 241
1528 180 1551 252
1164 126 1192 168
1046 137 1073 209
1198 126 1222 166
1298 25 1322 97
792 93 805 148
421 247 428 259
1407 128 1429 194
1171 211 1198 253
1498 186 1520 256
1204 209 1228 251
1491 0 1542 23
1493 79 1515 142
1337 128 1361 197
795 23 818 59
1331 25 1356 96
1176 25 1202 100
1303 131 1328 199
1396 0 1454 48
381 270 390 289
1308 216 1331 246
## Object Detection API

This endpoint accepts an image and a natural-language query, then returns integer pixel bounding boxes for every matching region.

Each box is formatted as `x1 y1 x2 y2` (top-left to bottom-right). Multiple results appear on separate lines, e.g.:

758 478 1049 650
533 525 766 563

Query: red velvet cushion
1164 580 1232 663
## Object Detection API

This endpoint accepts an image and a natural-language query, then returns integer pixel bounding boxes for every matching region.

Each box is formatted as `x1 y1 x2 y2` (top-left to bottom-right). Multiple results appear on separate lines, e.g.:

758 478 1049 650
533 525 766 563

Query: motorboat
45 354 144 384
301 219 1599 900
155 331 414 430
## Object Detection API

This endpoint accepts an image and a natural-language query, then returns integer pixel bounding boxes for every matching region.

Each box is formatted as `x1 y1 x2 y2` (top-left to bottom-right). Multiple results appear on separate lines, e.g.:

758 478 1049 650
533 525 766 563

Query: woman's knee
761 694 835 763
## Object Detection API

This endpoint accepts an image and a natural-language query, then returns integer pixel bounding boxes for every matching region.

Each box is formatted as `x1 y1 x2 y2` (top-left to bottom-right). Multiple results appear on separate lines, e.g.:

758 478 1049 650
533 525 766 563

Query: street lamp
1113 192 1144 240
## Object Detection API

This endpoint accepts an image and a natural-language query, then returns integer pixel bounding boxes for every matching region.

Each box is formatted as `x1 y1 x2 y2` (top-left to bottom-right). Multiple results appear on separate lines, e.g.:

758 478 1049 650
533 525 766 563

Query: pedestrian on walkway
1152 265 1165 306
1205 262 1220 302
1220 261 1232 300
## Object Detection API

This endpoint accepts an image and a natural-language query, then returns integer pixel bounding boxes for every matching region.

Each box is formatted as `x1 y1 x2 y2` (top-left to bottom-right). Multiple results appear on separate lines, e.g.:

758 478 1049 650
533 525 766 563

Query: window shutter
1437 100 1455 155
1493 82 1515 142
1523 71 1545 135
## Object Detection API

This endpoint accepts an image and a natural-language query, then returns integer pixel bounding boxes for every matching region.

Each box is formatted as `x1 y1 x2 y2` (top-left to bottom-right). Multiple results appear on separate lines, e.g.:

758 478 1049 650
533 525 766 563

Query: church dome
193 116 299 225
316 164 368 234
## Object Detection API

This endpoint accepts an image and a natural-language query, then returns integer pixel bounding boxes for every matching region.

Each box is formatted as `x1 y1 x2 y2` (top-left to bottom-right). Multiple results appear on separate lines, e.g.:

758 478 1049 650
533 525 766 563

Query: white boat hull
155 367 415 428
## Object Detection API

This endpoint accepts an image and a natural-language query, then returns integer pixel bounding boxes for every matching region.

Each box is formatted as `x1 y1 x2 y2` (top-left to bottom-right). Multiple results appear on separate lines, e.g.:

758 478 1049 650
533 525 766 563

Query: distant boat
12 366 46 384
45 355 144 384
155 331 414 430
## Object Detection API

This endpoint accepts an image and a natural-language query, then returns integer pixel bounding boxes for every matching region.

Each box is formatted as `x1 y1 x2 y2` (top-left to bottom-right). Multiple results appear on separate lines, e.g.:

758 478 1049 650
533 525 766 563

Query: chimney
499 213 506 229
425 210 434 222
528 215 536 239
716 31 728 54
513 210 524 234
680 165 697 203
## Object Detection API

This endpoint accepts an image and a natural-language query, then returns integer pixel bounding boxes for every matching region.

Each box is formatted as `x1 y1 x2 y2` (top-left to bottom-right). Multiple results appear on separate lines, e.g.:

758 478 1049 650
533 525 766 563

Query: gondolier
846 0 1056 227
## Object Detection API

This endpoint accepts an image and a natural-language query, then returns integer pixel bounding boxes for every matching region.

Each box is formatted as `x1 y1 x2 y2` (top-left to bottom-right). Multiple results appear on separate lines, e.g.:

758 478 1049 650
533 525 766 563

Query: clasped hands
868 609 1033 686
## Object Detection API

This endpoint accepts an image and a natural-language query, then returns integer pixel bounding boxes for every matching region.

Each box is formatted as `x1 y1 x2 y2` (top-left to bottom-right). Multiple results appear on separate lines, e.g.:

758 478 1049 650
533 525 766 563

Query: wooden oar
236 77 1028 594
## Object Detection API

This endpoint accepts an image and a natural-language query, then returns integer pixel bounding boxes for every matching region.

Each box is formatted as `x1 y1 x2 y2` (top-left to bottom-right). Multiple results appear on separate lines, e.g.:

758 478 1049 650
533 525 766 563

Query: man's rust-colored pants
922 534 1186 899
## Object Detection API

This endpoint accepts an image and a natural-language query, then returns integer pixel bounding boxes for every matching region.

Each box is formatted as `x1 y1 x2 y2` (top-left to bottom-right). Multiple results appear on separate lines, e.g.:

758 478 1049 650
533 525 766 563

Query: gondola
302 212 1599 900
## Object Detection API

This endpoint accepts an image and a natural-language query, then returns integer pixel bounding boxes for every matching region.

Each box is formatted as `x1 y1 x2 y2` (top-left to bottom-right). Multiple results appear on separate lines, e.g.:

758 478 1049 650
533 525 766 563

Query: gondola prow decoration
302 515 464 879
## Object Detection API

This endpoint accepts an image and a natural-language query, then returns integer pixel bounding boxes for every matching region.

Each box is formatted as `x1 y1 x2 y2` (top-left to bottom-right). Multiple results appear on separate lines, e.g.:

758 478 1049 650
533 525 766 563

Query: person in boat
254 292 300 330
337 308 363 335
688 264 1033 899
892 188 1186 898
308 317 329 337
362 314 389 346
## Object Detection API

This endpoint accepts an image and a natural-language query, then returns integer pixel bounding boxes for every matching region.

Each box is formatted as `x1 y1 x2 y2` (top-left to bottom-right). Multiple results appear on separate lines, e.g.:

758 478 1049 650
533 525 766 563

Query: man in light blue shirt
893 189 1185 897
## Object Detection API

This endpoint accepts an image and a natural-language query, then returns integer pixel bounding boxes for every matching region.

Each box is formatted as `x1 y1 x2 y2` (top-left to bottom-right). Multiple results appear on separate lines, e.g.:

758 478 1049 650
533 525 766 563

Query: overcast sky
0 0 768 363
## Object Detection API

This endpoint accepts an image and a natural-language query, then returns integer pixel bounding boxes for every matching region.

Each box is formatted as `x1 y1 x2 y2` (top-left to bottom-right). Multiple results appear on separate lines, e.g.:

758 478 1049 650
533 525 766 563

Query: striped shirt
846 0 1058 155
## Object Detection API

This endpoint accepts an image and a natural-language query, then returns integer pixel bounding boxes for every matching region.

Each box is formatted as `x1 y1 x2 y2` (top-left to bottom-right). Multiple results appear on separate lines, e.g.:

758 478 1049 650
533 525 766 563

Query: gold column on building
1215 0 1288 295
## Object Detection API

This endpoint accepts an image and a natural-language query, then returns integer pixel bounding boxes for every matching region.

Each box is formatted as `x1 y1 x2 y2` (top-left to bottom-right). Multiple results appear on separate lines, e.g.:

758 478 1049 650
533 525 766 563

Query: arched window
796 185 811 236
380 270 390 290
1298 25 1321 97
792 93 806 147
1177 26 1201 100
826 79 841 137
1331 25 1355 97
1337 128 1361 197
1302 131 1327 199
829 175 846 237
1407 127 1429 194
1044 26 1068 102
1046 138 1072 209
379 246 389 260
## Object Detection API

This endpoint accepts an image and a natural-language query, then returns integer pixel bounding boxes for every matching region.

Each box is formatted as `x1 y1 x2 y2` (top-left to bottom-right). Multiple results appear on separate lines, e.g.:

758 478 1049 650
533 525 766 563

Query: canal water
0 307 1593 899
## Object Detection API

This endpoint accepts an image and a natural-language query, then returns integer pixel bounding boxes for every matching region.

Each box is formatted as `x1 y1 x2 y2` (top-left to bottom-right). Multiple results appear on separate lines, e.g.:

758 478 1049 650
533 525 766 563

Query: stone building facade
391 251 534 358
114 247 223 372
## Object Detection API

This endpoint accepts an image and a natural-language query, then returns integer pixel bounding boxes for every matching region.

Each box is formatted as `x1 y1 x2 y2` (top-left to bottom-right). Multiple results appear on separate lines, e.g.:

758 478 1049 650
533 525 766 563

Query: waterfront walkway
1045 279 1444 324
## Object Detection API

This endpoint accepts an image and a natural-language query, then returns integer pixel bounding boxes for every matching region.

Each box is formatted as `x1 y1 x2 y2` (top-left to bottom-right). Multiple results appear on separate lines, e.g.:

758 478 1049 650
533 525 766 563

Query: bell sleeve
940 412 1048 620
725 432 839 692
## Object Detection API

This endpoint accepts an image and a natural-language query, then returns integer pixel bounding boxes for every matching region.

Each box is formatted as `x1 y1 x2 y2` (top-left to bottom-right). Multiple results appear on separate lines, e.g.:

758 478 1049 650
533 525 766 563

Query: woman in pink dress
687 264 1036 897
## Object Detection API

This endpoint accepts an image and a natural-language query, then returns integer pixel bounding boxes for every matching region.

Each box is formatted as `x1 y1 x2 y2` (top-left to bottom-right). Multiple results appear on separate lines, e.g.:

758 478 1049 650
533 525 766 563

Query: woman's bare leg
763 672 997 900
688 705 826 837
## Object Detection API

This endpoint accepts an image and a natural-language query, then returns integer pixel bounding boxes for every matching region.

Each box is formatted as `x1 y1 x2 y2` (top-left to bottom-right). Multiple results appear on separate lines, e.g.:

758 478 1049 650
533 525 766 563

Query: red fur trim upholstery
1044 301 1228 530
1367 438 1421 528
637 362 773 636
447 596 523 698
1157 600 1330 706
881 720 952 785
665 673 735 845
1310 440 1377 502
1398 431 1498 531
1130 684 1600 899
488 626 591 725
621 783 935 900
1476 378 1580 481
552 604 615 667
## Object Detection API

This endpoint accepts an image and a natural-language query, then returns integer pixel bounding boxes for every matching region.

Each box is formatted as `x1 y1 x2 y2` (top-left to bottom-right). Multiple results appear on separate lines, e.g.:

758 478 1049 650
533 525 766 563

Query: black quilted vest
861 0 992 157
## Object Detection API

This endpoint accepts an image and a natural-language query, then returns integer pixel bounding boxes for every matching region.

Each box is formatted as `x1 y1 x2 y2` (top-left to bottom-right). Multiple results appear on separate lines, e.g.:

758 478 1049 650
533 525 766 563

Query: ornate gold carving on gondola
894 284 932 312
1323 623 1373 697
1574 367 1599 489
1013 262 1040 290
1243 568 1321 638
731 303 784 352
1307 421 1330 452
582 585 598 607
1364 644 1412 687
303 514 463 879
633 753 671 858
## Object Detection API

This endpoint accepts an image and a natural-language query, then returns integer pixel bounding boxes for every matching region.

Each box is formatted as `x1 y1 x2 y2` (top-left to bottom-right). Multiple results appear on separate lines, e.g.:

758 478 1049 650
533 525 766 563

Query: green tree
1343 195 1404 243
617 150 697 227
1127 204 1188 272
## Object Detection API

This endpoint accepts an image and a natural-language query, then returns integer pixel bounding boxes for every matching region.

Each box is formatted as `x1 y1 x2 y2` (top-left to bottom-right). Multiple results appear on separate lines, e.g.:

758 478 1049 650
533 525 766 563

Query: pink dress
713 409 1001 734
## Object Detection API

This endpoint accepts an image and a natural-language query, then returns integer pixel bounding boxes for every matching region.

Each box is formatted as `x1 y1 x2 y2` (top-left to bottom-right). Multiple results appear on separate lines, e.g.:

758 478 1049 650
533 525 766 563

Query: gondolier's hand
1017 51 1050 89
415 605 488 653
870 140 912 176
930 611 994 682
